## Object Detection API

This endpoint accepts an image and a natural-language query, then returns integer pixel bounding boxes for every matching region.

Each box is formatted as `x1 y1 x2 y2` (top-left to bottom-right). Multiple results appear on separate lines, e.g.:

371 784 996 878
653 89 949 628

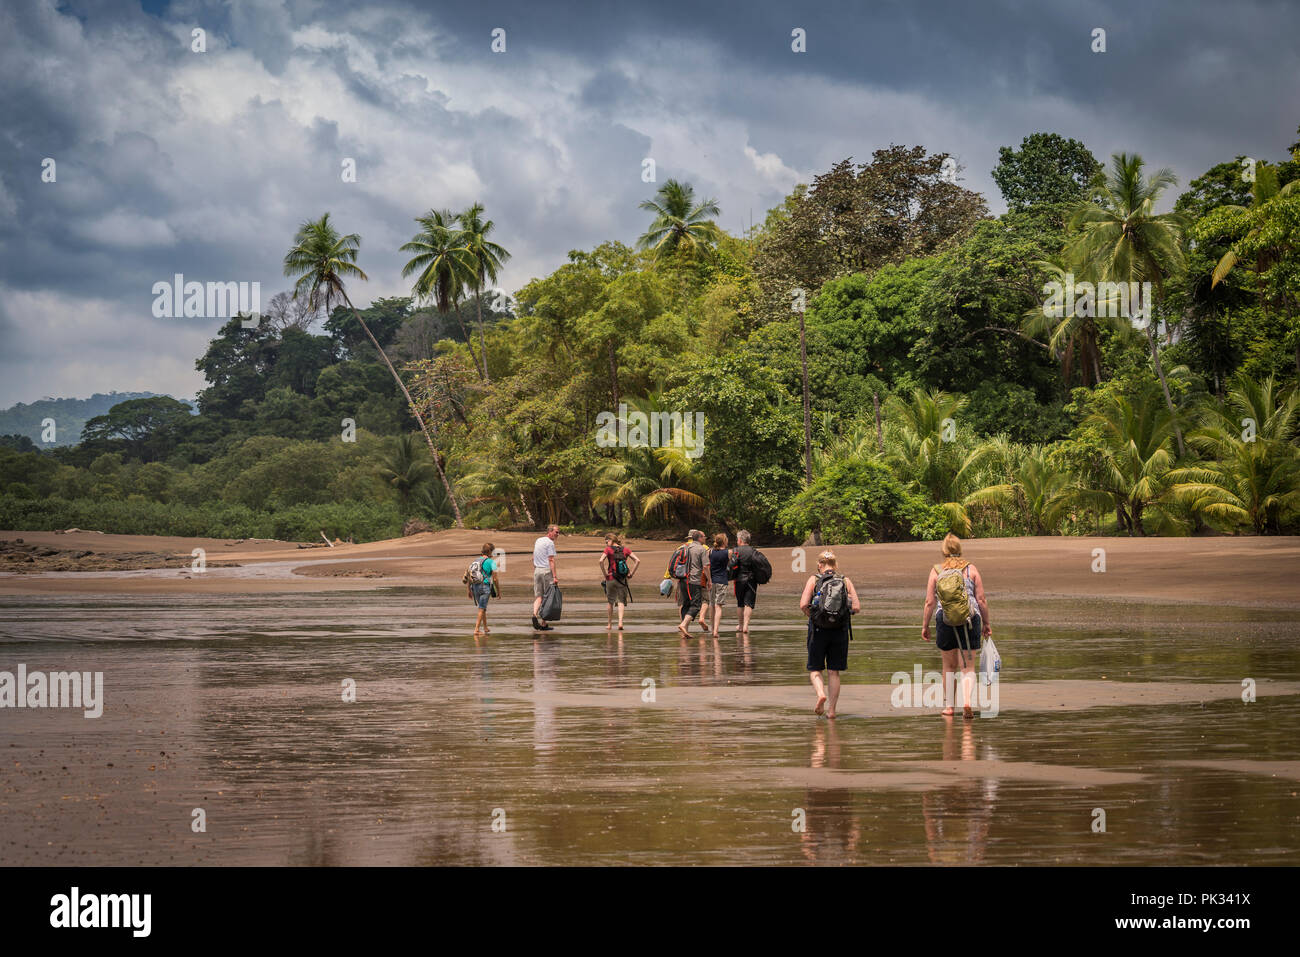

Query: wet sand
1 533 1298 865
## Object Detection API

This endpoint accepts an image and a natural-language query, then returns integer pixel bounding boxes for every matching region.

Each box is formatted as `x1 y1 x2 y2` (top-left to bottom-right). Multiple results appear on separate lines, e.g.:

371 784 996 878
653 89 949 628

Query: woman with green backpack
921 534 992 719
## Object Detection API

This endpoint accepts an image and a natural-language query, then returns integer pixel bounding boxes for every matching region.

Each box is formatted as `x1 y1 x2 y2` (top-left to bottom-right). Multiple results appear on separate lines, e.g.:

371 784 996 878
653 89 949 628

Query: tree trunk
1147 325 1186 457
607 339 620 409
873 391 884 452
344 293 463 527
475 287 491 385
797 309 813 483
449 303 485 382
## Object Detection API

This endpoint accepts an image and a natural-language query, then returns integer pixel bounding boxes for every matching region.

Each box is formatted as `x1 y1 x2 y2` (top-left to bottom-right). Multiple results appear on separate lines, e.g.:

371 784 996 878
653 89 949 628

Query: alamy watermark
0 665 103 718
1042 274 1154 329
595 403 706 459
152 274 261 324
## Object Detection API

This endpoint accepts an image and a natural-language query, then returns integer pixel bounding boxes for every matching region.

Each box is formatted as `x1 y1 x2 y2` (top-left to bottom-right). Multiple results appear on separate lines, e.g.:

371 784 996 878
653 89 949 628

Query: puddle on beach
0 585 1297 865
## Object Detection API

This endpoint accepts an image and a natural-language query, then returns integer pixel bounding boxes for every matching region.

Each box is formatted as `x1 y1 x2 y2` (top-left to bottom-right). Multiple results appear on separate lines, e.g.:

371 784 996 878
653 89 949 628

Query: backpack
934 563 974 626
669 544 690 581
612 547 630 581
727 547 741 580
463 558 485 585
811 572 849 629
749 549 773 585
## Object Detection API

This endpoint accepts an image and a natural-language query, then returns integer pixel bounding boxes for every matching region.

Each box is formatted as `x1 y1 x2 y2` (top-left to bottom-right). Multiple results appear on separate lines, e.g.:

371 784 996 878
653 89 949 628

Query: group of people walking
465 528 993 720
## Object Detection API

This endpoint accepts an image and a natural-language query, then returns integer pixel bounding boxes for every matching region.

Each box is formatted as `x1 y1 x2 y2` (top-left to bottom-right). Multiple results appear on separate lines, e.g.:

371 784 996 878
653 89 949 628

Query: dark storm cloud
0 0 1296 406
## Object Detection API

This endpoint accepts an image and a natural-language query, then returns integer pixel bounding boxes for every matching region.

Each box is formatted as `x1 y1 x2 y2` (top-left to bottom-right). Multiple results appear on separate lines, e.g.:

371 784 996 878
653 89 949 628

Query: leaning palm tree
1065 153 1191 455
284 213 463 526
457 202 511 385
635 179 722 260
400 209 484 379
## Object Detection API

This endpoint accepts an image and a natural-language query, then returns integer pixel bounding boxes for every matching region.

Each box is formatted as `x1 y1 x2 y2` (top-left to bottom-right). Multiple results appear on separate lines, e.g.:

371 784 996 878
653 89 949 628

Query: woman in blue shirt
470 542 499 637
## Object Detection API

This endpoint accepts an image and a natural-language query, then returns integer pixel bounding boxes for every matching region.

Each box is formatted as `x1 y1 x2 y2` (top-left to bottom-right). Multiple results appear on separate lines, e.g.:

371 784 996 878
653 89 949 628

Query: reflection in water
1 588 1296 865
921 718 997 864
532 639 559 756
800 722 863 863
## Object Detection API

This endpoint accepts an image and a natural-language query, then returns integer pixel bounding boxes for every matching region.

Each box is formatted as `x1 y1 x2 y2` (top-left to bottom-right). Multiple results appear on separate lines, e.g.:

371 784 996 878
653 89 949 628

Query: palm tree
1023 255 1136 387
1208 162 1300 288
965 443 1071 535
592 444 710 523
400 209 484 379
284 213 463 526
881 389 993 535
376 433 435 518
1169 375 1300 533
1066 385 1182 536
635 179 722 260
457 203 511 385
1066 153 1191 455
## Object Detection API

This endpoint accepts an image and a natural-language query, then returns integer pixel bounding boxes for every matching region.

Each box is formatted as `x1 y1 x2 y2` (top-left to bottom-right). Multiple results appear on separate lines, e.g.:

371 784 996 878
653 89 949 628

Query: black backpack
749 549 773 585
612 547 630 581
811 572 849 629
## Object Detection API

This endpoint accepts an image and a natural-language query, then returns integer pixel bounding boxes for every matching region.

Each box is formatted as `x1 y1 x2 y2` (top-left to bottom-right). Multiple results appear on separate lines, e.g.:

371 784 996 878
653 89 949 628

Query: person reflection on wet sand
799 721 863 863
921 717 996 864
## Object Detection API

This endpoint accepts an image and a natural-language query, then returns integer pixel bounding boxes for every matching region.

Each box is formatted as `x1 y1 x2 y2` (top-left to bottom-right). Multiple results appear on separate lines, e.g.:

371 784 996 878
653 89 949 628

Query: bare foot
826 711 836 720
963 705 974 720
941 707 954 716
676 625 690 638
814 695 827 716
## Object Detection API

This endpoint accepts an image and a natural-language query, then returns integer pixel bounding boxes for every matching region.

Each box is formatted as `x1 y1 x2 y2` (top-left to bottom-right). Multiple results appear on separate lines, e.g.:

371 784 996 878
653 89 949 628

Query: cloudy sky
1 0 1297 407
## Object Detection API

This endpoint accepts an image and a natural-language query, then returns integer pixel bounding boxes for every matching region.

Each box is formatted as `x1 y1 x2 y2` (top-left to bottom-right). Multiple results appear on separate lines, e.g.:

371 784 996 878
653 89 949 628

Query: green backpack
933 563 973 626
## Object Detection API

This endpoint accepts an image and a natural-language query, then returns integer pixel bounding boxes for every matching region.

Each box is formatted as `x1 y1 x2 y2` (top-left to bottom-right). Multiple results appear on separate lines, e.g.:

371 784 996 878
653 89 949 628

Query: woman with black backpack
599 533 640 632
800 550 861 719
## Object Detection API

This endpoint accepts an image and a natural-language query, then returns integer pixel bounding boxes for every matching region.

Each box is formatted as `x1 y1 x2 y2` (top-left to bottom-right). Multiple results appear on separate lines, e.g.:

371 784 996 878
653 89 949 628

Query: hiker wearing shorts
674 529 709 637
599 533 639 631
531 524 561 632
732 529 759 635
701 533 730 638
921 533 992 720
468 542 499 637
800 550 861 719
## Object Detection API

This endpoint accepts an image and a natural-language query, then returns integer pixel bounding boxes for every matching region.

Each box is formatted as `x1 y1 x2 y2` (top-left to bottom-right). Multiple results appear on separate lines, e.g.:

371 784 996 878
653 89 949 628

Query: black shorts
734 579 757 608
678 581 704 619
807 622 849 672
936 612 981 652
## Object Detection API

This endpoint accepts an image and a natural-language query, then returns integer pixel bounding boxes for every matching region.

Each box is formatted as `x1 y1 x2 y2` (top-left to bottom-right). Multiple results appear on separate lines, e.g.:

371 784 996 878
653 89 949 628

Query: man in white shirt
532 524 561 631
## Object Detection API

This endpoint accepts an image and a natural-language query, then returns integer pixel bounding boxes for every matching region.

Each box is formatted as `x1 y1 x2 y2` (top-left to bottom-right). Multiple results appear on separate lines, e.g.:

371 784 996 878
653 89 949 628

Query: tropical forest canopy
3 129 1299 543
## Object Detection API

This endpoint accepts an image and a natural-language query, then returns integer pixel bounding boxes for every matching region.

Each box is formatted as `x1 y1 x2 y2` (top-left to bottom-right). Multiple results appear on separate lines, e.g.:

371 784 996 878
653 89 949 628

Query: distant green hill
0 392 196 448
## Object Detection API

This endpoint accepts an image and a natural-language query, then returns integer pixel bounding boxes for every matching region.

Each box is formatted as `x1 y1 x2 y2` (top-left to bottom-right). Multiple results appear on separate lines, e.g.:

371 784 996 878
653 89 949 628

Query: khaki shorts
604 578 630 605
707 583 729 607
533 568 554 597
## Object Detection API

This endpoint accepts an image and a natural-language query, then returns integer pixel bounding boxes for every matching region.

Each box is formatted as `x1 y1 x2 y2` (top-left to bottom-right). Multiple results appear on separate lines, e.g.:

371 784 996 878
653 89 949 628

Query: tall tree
457 203 511 385
992 132 1102 212
400 209 484 379
284 213 463 526
1065 153 1191 455
636 179 722 260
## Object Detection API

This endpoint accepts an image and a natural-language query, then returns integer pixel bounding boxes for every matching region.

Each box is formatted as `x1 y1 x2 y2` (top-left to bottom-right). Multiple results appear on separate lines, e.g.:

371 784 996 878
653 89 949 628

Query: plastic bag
980 636 1001 685
539 583 563 621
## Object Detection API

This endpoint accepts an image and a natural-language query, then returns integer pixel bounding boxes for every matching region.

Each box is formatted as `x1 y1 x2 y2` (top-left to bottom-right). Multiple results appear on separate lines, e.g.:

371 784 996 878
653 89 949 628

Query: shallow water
1 585 1297 865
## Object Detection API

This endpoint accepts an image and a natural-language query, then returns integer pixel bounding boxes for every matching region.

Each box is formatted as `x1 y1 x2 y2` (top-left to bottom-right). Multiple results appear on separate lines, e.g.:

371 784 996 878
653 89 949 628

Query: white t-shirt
533 536 557 570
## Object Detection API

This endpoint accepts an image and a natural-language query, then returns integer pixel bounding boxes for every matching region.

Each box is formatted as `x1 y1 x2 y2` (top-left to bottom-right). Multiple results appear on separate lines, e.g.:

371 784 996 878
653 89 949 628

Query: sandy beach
1 528 1298 607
